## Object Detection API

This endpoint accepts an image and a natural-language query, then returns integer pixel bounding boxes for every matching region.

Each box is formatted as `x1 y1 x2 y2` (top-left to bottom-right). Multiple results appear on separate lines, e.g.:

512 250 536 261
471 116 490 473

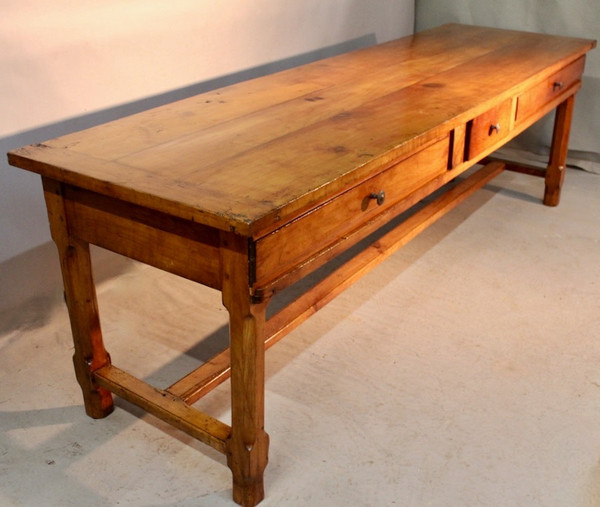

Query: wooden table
7 24 595 506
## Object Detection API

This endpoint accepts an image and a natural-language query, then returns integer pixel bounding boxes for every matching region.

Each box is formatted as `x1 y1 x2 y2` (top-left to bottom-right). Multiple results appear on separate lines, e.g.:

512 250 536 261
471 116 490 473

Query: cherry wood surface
8 24 594 237
7 24 595 506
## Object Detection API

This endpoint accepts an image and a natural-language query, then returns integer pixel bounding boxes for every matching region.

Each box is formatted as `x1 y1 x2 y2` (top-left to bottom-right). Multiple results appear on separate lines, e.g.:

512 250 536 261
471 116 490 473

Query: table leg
544 94 575 206
43 178 114 419
220 233 269 507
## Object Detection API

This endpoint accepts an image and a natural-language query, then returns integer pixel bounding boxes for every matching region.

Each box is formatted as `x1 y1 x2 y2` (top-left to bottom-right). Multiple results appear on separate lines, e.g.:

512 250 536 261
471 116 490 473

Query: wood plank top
7 24 595 237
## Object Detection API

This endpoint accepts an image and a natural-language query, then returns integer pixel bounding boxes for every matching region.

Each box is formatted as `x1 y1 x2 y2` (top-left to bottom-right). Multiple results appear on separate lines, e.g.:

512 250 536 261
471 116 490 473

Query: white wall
1 1 414 262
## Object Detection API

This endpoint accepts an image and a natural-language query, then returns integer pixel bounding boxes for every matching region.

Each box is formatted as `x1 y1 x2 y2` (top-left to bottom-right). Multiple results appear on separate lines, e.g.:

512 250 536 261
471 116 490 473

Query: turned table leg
544 94 575 206
220 232 269 507
42 178 114 419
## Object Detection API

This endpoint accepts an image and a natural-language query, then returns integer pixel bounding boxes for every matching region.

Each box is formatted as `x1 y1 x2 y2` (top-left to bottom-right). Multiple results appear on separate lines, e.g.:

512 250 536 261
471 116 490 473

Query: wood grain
42 178 114 419
8 25 595 237
220 232 269 506
7 24 596 507
255 136 450 284
516 56 585 124
93 364 230 453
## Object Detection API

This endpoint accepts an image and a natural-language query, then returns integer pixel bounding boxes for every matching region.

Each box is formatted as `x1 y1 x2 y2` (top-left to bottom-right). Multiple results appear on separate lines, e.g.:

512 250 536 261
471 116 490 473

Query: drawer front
255 136 450 285
467 98 513 160
516 57 585 123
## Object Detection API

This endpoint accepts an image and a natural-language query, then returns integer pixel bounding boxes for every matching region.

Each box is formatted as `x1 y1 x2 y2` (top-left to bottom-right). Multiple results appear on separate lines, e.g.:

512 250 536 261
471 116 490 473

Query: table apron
56 183 223 290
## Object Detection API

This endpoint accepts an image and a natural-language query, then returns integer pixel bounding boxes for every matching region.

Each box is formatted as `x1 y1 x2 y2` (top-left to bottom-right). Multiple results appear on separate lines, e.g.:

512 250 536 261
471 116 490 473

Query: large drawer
255 136 450 285
467 98 513 160
516 56 585 123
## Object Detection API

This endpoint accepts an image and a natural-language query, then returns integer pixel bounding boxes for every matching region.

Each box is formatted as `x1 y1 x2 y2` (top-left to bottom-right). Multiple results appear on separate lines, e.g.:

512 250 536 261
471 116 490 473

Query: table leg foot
543 166 565 206
228 430 269 507
73 355 114 419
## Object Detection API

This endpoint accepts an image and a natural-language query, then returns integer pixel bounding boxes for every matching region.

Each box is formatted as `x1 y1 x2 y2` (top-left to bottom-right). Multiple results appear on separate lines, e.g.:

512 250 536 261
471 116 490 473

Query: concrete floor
1 167 599 506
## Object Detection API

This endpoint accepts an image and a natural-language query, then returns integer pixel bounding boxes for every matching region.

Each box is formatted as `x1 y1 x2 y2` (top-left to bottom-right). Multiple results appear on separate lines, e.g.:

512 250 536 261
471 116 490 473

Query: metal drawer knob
369 190 386 206
489 123 501 135
553 81 564 91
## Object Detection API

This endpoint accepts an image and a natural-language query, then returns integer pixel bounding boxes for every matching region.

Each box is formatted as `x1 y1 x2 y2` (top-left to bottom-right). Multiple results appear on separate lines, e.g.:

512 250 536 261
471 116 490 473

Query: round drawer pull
369 190 386 206
489 123 501 135
553 81 564 91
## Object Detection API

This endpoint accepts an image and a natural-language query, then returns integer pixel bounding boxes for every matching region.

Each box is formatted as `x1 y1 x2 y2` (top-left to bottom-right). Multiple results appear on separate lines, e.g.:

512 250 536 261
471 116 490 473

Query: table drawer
516 56 585 123
255 136 450 284
467 98 513 160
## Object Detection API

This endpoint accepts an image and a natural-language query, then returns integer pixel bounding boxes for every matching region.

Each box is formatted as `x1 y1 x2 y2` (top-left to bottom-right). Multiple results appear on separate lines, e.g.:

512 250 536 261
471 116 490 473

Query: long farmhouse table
7 24 596 506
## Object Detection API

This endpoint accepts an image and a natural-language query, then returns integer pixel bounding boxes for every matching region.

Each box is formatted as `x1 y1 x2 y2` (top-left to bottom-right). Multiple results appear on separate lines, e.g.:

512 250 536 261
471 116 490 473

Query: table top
8 24 595 237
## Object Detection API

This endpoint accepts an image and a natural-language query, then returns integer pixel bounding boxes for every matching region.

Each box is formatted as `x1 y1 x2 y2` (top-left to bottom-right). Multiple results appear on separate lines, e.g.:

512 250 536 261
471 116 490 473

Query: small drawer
467 98 513 160
516 56 585 123
255 136 450 284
